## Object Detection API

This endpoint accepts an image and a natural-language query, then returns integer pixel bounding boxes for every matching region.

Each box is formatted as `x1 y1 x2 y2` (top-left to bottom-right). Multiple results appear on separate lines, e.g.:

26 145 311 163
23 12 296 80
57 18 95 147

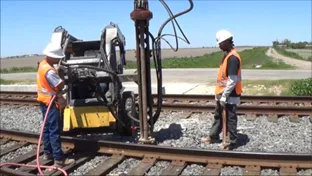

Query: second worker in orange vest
201 30 243 149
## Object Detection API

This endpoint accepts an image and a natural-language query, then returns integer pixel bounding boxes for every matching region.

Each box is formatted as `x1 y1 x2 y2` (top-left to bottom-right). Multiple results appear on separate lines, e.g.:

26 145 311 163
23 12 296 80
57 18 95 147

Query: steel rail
0 91 312 106
0 128 311 173
1 91 311 104
162 104 312 116
0 97 38 105
1 97 311 113
1 93 311 117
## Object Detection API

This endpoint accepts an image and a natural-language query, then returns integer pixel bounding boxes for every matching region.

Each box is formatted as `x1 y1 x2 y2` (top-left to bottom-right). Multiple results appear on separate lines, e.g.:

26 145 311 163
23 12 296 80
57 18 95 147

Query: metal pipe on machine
130 0 154 144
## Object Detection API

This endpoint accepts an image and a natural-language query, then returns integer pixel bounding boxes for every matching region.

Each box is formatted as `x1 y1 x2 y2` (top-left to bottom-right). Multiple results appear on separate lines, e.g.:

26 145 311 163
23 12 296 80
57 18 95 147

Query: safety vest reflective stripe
37 89 57 95
216 75 242 86
217 80 227 86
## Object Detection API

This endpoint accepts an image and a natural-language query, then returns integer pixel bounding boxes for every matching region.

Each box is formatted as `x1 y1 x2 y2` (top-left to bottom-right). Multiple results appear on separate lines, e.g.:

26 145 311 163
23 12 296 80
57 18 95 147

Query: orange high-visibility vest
36 59 61 108
215 49 243 95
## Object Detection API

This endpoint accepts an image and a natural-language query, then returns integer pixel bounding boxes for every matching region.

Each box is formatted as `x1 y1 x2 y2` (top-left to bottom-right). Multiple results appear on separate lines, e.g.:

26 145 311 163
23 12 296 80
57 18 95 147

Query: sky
1 0 311 57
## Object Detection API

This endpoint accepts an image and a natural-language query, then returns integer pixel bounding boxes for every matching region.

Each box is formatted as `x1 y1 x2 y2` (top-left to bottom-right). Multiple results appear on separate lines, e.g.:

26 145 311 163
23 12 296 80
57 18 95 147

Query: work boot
54 158 75 167
201 136 221 144
42 153 53 160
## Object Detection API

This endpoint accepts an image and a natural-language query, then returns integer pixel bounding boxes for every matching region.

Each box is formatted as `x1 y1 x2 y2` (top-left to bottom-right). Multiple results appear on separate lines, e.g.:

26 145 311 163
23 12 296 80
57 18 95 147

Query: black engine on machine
70 68 100 100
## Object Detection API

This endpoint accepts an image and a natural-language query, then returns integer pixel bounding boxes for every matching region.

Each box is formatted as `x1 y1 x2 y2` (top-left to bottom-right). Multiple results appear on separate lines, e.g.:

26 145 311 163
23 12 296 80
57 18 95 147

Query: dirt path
266 47 311 70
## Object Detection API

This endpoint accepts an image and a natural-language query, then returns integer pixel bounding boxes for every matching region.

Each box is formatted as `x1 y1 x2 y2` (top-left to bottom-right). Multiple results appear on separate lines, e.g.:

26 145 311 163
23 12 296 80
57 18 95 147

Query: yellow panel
63 107 71 131
64 106 117 130
108 110 116 122
69 107 79 128
81 112 88 127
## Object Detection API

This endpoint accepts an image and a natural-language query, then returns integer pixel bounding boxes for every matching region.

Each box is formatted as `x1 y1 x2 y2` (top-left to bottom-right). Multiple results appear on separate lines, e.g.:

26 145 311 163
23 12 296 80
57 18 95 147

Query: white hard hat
216 29 233 44
43 42 64 59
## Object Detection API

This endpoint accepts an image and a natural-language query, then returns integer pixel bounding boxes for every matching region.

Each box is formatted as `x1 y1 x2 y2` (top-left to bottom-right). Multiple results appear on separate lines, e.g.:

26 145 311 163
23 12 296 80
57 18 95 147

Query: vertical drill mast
130 0 154 143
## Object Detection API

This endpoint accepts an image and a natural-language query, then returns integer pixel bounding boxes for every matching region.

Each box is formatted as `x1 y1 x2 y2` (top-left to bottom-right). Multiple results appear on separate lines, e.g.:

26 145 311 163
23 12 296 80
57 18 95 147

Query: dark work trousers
209 101 238 144
39 102 64 161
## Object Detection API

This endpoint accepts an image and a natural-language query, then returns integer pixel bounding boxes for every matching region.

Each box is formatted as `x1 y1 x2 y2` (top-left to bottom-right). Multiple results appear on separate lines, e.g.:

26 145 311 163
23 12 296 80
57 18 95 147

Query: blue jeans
39 102 63 161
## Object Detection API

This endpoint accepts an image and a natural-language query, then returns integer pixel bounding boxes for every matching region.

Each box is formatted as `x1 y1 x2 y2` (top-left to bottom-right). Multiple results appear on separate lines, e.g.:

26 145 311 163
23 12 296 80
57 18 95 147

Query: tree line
272 39 311 49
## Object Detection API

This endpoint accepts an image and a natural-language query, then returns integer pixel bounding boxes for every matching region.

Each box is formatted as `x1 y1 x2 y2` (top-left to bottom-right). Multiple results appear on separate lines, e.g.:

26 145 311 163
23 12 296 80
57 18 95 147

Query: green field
0 67 37 74
285 49 312 60
273 46 312 61
0 79 22 85
126 47 294 69
242 79 295 96
1 47 295 74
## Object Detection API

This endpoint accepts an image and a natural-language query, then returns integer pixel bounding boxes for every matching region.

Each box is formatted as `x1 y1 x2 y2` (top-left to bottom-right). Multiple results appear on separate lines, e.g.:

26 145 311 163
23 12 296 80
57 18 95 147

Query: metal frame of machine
51 22 139 136
47 0 194 142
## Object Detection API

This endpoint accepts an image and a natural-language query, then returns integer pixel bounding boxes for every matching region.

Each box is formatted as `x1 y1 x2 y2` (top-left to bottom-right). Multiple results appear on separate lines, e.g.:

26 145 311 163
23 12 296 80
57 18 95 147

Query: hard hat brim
42 42 65 59
217 36 233 45
43 49 64 59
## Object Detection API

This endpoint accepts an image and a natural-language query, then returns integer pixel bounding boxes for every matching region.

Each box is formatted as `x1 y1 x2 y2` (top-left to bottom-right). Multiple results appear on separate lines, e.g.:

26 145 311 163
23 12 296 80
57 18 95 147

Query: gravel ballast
0 145 311 176
69 155 109 175
108 158 140 175
0 144 37 163
1 106 311 175
152 112 312 153
0 106 42 133
1 106 311 153
180 164 205 175
0 141 17 151
146 161 170 176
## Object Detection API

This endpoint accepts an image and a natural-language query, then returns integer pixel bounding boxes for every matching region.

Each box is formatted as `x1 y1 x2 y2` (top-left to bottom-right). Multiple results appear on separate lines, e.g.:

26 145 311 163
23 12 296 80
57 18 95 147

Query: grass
125 47 294 69
0 79 20 85
242 79 297 96
273 46 312 61
285 49 312 60
0 67 37 74
0 78 35 85
1 47 294 74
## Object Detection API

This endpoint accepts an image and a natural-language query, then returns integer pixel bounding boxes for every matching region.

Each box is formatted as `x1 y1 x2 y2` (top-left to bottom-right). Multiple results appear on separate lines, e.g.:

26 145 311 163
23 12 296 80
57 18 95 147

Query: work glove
220 96 227 107
57 87 68 96
57 65 66 71
57 65 67 79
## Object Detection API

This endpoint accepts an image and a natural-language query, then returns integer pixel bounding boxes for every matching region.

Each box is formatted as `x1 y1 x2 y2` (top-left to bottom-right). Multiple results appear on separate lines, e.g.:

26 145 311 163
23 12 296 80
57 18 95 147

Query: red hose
0 95 68 176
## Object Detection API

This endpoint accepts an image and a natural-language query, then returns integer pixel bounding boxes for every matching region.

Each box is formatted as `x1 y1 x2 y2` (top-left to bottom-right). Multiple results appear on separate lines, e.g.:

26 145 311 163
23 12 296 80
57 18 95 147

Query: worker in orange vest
201 29 242 149
37 42 75 167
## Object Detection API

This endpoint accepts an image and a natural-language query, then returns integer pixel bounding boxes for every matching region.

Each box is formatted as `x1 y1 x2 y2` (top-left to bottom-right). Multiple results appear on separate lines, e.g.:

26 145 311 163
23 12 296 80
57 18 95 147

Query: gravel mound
0 144 36 163
298 169 312 176
108 158 140 175
1 106 311 153
181 164 205 175
221 166 243 176
146 161 170 176
69 155 109 175
261 169 279 176
0 141 17 150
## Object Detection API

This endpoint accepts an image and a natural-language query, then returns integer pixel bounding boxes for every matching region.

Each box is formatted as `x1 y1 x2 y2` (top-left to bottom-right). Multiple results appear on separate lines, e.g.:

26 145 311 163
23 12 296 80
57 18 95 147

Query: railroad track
1 91 311 120
0 128 311 176
1 91 312 106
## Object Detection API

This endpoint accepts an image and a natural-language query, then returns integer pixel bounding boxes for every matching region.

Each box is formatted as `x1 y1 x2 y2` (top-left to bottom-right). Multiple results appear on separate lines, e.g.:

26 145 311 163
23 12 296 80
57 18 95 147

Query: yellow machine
52 23 138 135
49 0 194 142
